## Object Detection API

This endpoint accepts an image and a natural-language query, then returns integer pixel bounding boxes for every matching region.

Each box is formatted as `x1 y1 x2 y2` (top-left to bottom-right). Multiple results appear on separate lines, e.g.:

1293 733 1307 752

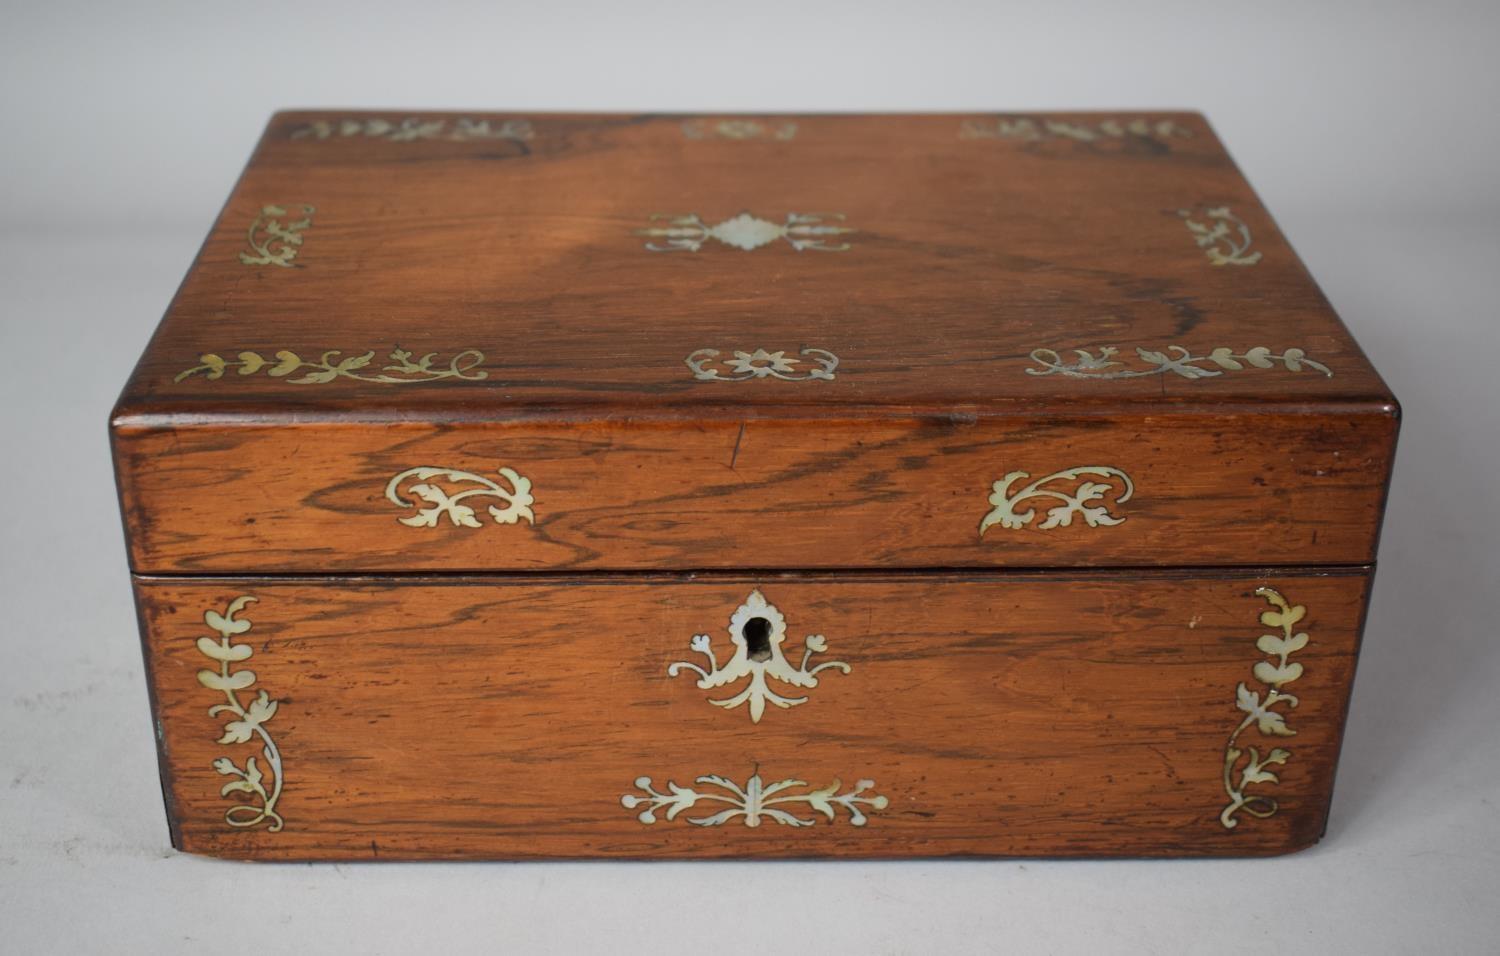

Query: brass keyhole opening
743 617 773 662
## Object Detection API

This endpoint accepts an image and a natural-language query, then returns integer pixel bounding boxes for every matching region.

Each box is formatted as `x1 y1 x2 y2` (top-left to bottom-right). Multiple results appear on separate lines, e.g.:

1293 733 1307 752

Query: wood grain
115 113 1395 860
114 111 1394 415
137 569 1370 860
114 408 1396 572
109 111 1398 573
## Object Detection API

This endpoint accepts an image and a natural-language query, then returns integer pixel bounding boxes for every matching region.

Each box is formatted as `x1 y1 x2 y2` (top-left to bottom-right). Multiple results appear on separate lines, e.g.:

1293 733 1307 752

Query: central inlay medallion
637 212 854 252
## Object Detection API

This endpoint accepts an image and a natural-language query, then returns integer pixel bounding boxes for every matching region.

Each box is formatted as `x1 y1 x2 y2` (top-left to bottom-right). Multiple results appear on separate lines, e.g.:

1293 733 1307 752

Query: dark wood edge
127 577 182 852
131 565 1375 586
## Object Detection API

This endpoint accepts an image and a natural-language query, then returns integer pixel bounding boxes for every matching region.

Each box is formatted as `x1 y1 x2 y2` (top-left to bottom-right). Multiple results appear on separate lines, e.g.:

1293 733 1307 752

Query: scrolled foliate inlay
1221 588 1309 829
980 467 1134 535
385 466 535 529
622 773 888 828
668 589 850 723
290 116 533 143
1026 345 1332 380
196 596 284 832
638 212 853 252
686 347 839 382
1180 206 1262 266
174 347 488 385
239 203 314 268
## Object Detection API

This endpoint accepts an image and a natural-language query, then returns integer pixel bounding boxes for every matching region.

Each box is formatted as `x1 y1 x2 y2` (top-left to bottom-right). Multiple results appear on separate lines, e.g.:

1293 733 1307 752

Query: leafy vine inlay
668 589 850 723
290 117 533 142
685 347 839 382
622 773 888 827
238 204 314 267
1179 206 1262 266
1221 588 1309 829
980 467 1135 535
638 212 853 252
1026 345 1332 380
385 466 535 529
961 116 1194 147
196 596 283 832
175 347 488 385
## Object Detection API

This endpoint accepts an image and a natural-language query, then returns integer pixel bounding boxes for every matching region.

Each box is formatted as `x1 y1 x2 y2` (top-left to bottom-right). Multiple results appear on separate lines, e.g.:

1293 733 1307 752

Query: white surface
2 2 1498 953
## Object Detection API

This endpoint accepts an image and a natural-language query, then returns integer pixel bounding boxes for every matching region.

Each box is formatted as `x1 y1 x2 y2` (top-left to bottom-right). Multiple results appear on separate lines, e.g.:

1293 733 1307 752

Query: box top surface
116 110 1392 422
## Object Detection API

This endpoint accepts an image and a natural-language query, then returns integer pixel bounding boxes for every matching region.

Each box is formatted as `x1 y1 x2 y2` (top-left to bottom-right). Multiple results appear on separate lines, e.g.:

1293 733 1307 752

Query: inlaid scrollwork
682 118 798 140
685 347 839 382
290 117 532 143
668 589 849 723
1179 206 1262 266
1221 588 1309 829
1027 345 1332 380
385 467 535 529
196 596 284 832
622 773 888 828
174 347 487 385
960 116 1194 147
980 467 1135 535
638 212 853 252
239 204 314 267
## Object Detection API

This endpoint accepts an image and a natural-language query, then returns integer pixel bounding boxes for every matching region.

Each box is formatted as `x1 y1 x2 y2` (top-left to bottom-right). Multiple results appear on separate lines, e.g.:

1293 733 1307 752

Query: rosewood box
112 111 1398 860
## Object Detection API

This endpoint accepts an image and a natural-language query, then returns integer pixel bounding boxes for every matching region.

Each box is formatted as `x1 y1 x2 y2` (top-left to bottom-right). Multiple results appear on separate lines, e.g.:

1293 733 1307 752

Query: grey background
3 1 1498 952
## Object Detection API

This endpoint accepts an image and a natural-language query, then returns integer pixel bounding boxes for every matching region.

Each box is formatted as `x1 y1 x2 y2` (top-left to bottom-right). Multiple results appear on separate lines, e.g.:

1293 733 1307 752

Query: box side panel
135 569 1369 860
115 409 1397 572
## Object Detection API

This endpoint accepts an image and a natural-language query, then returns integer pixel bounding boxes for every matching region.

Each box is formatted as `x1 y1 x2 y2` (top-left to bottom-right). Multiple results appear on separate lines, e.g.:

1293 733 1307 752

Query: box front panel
136 570 1368 860
114 410 1396 573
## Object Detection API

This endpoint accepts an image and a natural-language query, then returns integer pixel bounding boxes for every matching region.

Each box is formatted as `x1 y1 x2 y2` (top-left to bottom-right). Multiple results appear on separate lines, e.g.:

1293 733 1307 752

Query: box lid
112 111 1398 574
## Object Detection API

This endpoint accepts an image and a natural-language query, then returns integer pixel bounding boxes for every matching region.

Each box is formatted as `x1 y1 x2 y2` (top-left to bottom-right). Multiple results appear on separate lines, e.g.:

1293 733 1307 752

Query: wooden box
111 111 1398 860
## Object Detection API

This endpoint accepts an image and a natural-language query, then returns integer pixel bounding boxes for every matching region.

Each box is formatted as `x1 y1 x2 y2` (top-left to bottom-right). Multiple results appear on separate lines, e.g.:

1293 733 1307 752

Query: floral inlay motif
668 589 850 723
685 347 839 382
960 116 1194 147
1179 206 1262 266
239 203 314 268
385 467 535 529
289 117 533 143
638 212 853 252
174 347 487 385
1026 345 1332 380
196 596 284 832
1221 588 1309 829
623 773 888 828
682 118 798 140
980 467 1134 535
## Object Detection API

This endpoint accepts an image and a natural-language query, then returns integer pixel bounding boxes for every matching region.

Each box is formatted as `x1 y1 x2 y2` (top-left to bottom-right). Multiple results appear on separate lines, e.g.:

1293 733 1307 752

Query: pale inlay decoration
622 773 888 828
685 347 839 382
239 203 314 268
1179 206 1262 266
980 467 1135 535
1221 588 1309 829
196 596 284 833
1026 345 1332 380
960 116 1194 145
289 117 533 142
668 589 850 723
638 212 853 251
682 118 798 140
385 467 535 529
174 347 487 385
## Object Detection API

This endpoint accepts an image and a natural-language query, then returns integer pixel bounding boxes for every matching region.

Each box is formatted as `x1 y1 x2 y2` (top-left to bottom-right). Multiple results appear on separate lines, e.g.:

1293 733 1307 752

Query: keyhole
743 617 773 662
